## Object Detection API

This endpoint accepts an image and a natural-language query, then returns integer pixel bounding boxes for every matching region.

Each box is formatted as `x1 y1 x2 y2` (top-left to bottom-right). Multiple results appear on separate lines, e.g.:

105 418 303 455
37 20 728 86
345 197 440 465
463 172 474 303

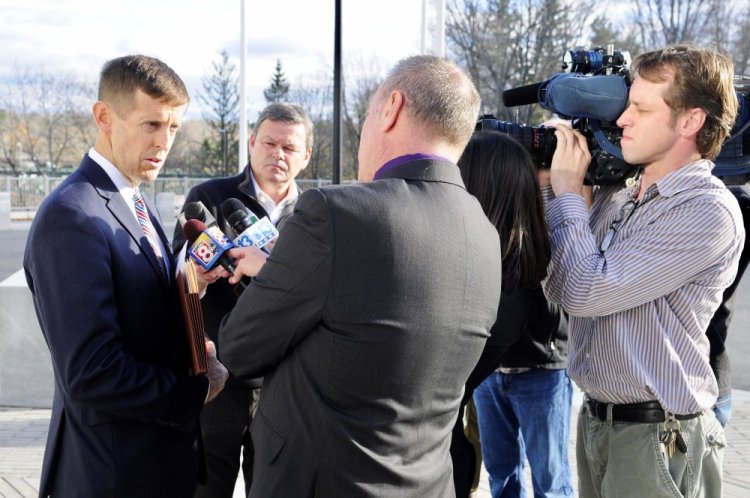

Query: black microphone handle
502 80 545 107
218 254 250 289
218 255 237 275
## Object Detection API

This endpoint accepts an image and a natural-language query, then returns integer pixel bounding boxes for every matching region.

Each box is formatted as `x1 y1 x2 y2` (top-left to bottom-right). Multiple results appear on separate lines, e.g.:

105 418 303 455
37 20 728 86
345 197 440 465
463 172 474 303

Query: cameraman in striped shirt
543 45 744 498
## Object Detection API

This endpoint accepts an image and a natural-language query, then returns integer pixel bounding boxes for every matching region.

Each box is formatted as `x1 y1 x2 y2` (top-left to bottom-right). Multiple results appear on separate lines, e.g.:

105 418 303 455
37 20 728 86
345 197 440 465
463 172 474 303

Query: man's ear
301 147 312 169
92 101 112 132
681 108 706 139
380 90 405 133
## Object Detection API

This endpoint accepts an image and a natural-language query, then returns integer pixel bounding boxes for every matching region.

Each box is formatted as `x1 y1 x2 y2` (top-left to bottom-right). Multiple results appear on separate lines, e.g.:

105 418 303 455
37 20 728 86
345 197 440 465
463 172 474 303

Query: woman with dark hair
451 131 573 497
459 131 550 291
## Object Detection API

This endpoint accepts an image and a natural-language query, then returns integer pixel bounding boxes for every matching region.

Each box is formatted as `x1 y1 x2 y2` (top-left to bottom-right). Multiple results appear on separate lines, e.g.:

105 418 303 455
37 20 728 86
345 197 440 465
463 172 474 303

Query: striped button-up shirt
543 160 745 414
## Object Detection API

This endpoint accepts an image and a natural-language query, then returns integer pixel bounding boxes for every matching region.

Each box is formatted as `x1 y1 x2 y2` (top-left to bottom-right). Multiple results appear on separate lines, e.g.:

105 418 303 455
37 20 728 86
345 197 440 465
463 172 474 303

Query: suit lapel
79 156 171 288
144 194 175 280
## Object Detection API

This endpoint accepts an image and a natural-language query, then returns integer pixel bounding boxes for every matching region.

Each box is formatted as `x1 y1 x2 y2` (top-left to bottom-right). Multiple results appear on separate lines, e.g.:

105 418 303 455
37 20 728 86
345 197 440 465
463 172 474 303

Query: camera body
480 45 750 185
477 115 635 185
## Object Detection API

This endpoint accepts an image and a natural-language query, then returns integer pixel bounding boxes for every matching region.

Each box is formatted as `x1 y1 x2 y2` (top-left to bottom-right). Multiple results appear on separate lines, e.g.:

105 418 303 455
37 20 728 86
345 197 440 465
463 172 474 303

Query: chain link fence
1 176 340 220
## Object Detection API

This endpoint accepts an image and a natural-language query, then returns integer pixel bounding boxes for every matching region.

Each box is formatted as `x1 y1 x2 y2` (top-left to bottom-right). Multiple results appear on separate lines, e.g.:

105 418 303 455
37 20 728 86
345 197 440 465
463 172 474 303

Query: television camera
478 45 750 185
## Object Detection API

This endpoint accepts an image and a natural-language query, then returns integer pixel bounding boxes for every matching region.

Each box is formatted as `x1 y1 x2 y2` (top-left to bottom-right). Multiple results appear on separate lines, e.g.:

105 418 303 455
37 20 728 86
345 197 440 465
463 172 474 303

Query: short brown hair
254 103 314 149
632 44 738 160
98 55 189 117
380 55 480 149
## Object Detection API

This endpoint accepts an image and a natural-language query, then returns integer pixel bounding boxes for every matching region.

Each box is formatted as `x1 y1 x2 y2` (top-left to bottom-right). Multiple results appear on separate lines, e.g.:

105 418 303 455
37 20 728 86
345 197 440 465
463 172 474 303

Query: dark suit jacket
24 155 209 498
219 158 503 498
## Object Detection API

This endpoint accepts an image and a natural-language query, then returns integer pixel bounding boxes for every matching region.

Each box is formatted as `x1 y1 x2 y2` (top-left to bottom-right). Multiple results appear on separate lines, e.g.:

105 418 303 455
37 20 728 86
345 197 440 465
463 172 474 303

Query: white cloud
0 0 425 119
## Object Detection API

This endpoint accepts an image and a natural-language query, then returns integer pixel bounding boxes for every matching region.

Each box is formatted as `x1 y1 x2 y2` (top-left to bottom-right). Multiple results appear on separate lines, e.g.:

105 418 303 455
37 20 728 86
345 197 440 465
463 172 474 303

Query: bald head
380 55 480 149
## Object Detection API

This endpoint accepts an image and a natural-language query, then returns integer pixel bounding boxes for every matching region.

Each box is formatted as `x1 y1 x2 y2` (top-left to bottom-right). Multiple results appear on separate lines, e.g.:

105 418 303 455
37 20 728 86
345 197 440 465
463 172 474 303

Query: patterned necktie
133 188 167 277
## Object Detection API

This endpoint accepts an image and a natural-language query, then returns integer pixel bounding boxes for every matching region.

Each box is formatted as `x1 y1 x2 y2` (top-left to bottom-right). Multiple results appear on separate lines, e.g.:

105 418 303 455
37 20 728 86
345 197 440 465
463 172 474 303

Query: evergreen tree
198 50 240 176
263 59 291 103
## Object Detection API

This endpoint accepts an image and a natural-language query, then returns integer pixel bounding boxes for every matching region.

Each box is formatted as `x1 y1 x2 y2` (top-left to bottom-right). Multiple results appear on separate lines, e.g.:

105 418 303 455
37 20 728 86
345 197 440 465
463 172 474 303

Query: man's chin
137 168 162 184
620 149 638 166
265 173 289 184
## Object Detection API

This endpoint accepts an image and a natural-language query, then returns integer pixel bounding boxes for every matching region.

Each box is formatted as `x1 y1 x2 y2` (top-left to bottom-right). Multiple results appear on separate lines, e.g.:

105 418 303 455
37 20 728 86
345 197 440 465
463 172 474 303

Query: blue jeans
474 368 574 498
713 393 732 428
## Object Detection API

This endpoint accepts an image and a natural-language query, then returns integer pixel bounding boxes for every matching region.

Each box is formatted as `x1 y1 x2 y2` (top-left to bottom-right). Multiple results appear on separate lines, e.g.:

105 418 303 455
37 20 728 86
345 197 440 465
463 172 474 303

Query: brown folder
177 263 208 375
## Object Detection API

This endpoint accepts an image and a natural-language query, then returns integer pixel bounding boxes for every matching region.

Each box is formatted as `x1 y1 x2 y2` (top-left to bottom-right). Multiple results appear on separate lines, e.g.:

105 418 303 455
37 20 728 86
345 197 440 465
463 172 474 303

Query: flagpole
436 0 445 57
239 0 248 173
421 0 427 54
332 0 342 184
421 0 446 56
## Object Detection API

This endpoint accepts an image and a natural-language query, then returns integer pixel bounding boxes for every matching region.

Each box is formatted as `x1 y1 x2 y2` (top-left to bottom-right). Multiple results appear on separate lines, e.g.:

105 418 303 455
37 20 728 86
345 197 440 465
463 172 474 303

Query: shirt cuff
546 192 589 231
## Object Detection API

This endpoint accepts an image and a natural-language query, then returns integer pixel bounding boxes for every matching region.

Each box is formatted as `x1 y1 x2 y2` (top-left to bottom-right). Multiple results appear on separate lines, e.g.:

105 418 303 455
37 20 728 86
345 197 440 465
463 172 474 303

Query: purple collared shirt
373 153 450 180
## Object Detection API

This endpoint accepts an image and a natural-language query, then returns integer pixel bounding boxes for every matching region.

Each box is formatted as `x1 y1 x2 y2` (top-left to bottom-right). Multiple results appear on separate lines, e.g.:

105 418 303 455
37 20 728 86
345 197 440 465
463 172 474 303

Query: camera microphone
502 81 546 107
502 74 628 122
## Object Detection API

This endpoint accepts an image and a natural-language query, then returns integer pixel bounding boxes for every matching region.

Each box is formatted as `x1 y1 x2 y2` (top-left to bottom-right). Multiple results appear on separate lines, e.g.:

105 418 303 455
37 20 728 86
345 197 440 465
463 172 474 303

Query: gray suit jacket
219 158 502 498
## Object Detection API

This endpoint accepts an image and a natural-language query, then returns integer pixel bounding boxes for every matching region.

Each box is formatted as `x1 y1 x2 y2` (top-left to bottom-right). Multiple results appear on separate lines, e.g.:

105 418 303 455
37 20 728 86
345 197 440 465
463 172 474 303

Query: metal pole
421 0 446 56
421 0 427 54
239 0 248 173
332 0 342 184
220 128 228 176
436 0 446 57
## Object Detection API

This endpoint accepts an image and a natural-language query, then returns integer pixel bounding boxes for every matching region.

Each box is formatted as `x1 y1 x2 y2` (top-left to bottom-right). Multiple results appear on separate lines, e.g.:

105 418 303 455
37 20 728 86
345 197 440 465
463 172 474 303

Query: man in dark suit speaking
218 55 503 497
24 55 227 497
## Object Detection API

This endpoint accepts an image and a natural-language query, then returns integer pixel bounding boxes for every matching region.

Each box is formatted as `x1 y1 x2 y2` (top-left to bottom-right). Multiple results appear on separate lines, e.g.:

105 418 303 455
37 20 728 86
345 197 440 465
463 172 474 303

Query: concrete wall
0 192 11 227
0 285 53 408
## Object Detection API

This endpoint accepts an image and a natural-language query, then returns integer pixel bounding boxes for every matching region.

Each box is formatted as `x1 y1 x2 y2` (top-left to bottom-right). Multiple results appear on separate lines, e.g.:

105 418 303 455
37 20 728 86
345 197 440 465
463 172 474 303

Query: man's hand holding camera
550 124 592 197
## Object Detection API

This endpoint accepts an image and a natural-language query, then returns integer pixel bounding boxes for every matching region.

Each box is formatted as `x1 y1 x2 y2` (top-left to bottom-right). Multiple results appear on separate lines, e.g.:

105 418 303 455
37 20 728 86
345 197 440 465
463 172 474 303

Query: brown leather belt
586 398 702 423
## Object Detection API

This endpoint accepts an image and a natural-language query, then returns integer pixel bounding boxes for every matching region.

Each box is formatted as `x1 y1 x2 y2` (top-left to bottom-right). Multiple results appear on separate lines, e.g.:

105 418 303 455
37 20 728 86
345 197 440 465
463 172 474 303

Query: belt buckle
586 398 606 421
586 398 616 424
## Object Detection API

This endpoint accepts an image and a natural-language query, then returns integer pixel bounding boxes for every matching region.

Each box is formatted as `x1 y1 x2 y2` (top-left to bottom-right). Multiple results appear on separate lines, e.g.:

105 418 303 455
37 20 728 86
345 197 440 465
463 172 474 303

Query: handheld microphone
183 219 236 274
222 198 258 233
221 198 278 252
184 202 208 223
177 201 217 230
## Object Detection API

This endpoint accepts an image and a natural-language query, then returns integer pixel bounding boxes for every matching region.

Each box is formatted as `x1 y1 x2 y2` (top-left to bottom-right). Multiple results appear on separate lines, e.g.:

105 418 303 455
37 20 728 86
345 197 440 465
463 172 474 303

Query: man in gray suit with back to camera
218 55 503 497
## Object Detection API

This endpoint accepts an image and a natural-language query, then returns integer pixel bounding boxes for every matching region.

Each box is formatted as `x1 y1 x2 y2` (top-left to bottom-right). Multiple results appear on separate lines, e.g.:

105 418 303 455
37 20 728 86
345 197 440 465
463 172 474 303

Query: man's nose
616 107 631 128
155 127 172 150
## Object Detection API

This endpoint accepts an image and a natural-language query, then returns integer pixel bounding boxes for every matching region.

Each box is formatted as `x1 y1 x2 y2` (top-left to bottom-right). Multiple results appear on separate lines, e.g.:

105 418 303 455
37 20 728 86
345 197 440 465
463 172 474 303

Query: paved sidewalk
2 389 750 497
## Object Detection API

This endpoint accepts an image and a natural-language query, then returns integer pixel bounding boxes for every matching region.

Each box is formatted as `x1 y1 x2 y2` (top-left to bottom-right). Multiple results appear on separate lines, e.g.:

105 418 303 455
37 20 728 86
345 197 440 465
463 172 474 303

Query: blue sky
0 0 425 118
